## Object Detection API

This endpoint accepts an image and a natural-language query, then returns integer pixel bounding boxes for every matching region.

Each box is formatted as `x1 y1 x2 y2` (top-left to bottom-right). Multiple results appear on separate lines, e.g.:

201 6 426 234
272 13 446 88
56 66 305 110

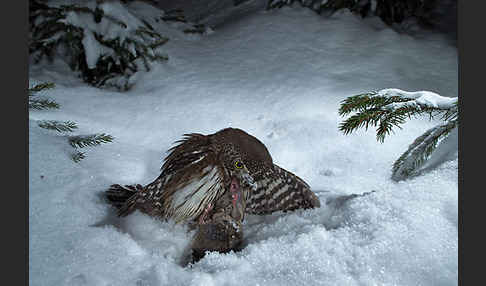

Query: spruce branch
71 151 86 163
27 79 113 163
69 133 114 148
28 82 60 110
29 98 60 110
391 119 458 181
339 88 458 181
38 120 78 133
29 82 55 95
339 89 458 142
29 1 169 91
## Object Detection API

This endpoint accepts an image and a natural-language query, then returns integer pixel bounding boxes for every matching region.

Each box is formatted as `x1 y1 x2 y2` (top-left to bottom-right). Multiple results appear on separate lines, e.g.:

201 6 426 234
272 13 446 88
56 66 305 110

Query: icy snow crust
29 5 458 286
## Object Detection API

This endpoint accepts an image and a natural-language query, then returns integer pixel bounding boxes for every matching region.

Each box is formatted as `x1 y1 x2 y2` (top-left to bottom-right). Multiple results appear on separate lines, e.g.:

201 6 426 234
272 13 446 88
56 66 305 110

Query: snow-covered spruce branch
339 89 458 142
29 82 60 110
29 0 169 91
339 88 458 181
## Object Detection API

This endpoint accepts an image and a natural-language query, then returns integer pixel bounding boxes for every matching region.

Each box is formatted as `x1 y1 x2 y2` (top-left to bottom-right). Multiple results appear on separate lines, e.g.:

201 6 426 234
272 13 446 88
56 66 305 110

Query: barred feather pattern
116 133 225 221
246 164 320 215
166 164 225 223
108 128 321 225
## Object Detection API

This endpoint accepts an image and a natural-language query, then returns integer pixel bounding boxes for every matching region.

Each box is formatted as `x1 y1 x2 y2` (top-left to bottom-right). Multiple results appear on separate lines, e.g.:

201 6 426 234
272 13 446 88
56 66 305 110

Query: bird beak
241 170 257 191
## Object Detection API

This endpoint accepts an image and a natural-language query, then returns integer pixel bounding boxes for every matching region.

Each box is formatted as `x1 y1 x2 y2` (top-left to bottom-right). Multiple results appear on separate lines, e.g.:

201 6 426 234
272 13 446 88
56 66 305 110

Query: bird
106 127 320 260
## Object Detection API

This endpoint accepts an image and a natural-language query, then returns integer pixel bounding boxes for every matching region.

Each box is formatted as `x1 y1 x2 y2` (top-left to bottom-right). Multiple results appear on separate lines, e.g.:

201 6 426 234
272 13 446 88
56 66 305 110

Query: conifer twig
38 120 78 133
29 98 60 110
29 82 56 95
30 2 169 90
71 151 86 163
339 88 458 181
29 82 59 110
339 89 458 142
391 119 457 181
68 133 114 148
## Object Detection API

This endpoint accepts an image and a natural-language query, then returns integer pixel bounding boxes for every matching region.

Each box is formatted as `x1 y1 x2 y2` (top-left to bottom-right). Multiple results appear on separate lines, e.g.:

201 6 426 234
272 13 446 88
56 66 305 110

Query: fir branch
339 90 457 142
71 151 86 163
339 88 459 181
29 82 55 95
29 98 60 110
29 1 169 91
68 133 114 148
391 119 458 181
441 101 459 121
38 120 78 133
338 92 409 116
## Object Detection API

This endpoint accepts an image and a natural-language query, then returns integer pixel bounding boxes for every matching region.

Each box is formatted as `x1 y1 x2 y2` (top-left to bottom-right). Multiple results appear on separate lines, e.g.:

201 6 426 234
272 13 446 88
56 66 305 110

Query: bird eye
234 160 244 169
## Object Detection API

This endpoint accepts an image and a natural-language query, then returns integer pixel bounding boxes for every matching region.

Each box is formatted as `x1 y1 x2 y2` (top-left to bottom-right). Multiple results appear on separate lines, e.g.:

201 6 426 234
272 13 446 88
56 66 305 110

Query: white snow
81 29 114 69
61 3 143 42
58 0 167 71
29 4 457 286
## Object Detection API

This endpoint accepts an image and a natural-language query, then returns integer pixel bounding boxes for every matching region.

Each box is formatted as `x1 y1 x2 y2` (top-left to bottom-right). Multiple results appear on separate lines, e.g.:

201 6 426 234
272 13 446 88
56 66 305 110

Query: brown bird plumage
106 127 320 260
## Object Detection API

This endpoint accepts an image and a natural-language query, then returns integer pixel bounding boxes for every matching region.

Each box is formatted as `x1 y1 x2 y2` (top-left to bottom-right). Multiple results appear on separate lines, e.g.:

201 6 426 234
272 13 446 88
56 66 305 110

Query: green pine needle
38 120 78 133
29 82 55 95
338 89 458 181
339 92 455 143
68 133 114 148
391 120 457 181
29 98 60 110
71 151 86 163
29 82 59 110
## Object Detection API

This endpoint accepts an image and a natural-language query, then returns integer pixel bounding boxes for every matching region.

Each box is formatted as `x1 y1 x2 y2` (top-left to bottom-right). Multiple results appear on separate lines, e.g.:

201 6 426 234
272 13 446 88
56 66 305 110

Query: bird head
212 128 273 192
221 149 257 192
219 150 257 222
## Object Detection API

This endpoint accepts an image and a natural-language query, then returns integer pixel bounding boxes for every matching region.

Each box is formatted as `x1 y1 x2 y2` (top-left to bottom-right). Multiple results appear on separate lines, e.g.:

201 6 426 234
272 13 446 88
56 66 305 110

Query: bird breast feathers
168 165 224 223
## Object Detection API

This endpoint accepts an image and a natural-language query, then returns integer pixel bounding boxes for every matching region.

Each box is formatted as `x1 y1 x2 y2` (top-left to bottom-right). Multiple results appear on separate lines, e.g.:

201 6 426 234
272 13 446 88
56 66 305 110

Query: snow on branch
339 88 458 181
29 0 169 91
339 88 458 143
376 88 458 111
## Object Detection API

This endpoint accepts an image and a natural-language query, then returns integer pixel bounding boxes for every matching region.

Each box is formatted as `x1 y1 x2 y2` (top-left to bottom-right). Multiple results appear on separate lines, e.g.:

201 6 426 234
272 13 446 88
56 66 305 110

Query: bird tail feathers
105 184 143 216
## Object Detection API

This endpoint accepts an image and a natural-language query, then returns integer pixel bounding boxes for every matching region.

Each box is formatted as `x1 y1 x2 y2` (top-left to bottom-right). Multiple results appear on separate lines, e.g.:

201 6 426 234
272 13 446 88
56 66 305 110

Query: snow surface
29 4 458 286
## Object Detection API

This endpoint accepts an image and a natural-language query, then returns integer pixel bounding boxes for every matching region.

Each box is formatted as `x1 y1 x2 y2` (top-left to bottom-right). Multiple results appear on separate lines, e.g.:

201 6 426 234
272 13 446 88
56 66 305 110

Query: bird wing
166 163 226 223
245 164 321 215
116 133 225 222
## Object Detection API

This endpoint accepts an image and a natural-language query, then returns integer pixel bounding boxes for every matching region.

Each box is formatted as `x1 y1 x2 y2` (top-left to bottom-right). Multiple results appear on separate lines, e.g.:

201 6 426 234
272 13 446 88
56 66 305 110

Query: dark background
154 0 457 44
